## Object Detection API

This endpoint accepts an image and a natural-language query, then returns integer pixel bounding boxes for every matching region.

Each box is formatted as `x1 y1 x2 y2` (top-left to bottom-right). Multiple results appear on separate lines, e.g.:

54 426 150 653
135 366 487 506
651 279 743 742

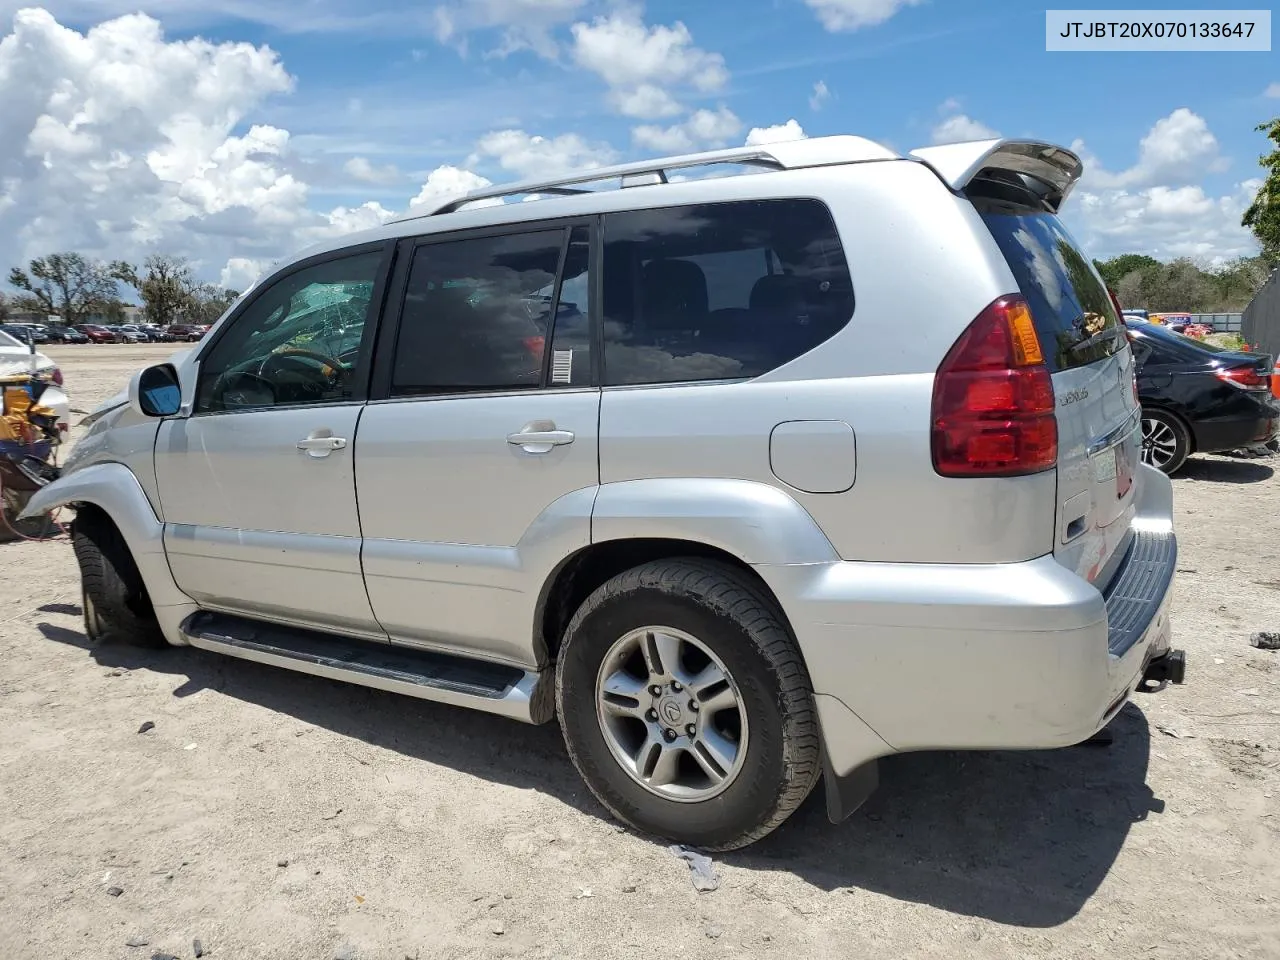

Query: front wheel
556 558 821 851
1141 409 1191 475
71 511 166 647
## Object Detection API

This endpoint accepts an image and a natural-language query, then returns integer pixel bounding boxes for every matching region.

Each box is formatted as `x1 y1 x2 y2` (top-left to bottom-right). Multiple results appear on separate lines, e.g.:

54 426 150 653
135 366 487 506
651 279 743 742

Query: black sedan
0 323 49 344
1127 320 1279 474
46 324 89 344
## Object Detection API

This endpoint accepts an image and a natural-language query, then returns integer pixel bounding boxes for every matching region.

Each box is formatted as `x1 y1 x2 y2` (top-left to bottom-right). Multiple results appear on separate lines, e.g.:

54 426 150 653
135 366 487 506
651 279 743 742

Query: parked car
45 324 89 344
164 323 205 342
1127 320 1280 474
106 325 145 343
72 324 120 343
0 323 50 344
139 324 171 342
22 135 1186 850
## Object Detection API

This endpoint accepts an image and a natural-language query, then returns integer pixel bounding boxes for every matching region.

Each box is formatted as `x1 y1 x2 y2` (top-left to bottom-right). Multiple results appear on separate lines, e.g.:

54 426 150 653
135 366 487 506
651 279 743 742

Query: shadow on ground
1177 457 1274 484
38 617 1160 928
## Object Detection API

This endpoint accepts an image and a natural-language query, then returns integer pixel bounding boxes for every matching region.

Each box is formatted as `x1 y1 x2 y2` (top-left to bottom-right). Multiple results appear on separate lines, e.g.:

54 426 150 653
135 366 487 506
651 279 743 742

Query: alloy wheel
594 626 749 802
1141 416 1179 470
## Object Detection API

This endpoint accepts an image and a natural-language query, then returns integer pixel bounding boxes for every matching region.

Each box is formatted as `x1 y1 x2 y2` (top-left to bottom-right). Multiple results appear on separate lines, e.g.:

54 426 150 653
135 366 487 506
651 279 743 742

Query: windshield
0 330 24 348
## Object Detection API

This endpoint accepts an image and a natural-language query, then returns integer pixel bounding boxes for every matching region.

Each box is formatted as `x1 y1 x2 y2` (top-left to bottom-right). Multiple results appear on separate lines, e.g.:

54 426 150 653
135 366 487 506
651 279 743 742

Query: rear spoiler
909 139 1084 214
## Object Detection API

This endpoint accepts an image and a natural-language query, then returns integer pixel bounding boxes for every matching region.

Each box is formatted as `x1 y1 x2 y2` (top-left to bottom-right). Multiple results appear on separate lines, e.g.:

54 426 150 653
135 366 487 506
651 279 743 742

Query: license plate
1093 446 1117 483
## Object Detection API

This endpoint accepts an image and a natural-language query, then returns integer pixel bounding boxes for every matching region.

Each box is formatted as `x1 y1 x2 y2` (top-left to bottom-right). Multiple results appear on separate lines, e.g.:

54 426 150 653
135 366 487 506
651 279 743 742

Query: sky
0 0 1275 291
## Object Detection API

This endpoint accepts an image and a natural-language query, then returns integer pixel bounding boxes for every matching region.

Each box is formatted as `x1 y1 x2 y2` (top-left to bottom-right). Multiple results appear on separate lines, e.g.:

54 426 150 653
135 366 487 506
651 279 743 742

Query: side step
180 612 553 723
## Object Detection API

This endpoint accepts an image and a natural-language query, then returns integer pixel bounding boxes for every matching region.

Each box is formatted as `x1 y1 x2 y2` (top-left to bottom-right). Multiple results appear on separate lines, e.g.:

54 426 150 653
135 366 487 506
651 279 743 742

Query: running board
180 612 553 723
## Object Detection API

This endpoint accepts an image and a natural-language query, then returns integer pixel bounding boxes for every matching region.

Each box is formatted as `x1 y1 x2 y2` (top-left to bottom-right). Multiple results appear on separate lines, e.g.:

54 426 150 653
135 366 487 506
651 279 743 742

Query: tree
186 284 241 325
1095 254 1161 289
0 291 9 322
7 252 133 324
129 254 195 326
1242 117 1280 264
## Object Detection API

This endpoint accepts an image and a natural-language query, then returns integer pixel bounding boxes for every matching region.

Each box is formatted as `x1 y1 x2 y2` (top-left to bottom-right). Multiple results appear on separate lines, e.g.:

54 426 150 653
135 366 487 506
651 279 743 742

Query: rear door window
599 199 854 386
391 230 568 395
979 208 1123 373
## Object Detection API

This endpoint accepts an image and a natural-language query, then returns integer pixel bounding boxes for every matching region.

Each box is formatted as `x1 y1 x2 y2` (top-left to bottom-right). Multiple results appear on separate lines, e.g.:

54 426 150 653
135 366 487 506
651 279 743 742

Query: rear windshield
979 208 1123 373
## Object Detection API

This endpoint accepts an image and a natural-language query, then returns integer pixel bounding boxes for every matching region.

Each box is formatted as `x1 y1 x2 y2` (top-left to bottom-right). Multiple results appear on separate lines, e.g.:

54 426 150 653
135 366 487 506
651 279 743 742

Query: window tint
600 200 854 386
195 249 382 413
391 230 570 396
979 208 1123 373
546 226 592 387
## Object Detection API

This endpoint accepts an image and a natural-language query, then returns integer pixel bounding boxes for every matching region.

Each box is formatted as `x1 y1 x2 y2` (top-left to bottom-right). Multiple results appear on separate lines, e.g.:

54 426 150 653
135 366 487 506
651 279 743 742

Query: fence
1243 269 1280 358
1192 313 1243 333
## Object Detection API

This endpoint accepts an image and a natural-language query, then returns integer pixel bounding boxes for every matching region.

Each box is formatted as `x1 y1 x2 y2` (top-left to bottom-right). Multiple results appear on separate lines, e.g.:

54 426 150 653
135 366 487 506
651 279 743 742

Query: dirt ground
1 343 1277 960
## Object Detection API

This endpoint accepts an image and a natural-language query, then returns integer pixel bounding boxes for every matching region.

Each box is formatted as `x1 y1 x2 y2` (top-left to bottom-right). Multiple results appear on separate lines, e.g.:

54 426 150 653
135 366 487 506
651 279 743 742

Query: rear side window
979 208 1122 373
391 229 584 396
600 199 854 386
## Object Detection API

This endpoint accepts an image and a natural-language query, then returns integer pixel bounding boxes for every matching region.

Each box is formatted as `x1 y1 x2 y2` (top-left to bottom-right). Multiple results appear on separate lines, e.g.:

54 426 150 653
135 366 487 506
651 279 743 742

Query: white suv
26 135 1185 850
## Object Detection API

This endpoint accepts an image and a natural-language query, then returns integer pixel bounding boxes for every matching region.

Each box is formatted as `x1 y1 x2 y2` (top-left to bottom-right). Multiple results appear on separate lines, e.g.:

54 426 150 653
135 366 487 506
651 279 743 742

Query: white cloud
219 257 271 292
469 128 617 179
613 83 684 120
931 114 1000 144
0 8 328 285
804 0 925 31
343 156 400 185
1068 179 1262 264
1063 110 1259 263
571 10 727 119
0 0 579 40
1267 82 1280 98
745 119 807 146
1074 108 1228 190
633 107 741 154
407 164 498 211
938 96 962 114
809 80 831 111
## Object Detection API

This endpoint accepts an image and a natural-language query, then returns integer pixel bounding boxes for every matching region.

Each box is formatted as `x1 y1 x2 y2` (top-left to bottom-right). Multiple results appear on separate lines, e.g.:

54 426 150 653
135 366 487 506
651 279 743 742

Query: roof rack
396 135 898 221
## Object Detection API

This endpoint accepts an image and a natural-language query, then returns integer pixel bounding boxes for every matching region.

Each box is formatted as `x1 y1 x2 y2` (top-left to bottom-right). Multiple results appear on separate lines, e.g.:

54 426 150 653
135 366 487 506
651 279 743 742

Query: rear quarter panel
599 161 1056 564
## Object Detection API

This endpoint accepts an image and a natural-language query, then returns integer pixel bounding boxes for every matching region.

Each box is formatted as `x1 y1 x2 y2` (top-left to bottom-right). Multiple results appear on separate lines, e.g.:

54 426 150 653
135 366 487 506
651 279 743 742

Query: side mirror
129 363 182 418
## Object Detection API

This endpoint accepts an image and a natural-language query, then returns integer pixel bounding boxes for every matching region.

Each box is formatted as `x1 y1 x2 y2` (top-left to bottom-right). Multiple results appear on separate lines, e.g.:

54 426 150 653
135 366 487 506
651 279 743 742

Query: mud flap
823 752 880 824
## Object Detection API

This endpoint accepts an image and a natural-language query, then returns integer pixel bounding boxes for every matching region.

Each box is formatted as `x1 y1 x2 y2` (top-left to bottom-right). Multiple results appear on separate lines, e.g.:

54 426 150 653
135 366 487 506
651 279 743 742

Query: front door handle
297 435 347 458
506 422 575 454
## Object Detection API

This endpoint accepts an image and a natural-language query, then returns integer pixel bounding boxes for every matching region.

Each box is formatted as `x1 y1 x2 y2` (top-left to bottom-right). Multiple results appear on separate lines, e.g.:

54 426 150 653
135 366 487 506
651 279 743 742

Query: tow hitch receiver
1141 649 1187 689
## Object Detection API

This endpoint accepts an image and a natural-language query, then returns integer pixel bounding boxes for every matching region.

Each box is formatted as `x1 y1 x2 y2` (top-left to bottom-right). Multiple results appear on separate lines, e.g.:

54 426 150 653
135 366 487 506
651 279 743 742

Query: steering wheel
256 347 348 382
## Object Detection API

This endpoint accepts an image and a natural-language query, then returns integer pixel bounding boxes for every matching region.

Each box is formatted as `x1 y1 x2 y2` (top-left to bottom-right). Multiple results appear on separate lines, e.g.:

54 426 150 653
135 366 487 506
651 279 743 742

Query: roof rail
395 135 898 221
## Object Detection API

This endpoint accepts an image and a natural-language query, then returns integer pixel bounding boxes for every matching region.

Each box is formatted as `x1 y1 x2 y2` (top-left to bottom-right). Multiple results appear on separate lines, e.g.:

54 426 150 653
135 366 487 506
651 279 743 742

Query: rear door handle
297 436 347 458
506 425 574 454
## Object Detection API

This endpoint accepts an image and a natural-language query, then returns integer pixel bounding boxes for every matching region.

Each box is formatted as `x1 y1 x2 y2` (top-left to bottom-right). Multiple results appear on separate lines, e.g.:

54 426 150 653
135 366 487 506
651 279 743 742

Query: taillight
50 367 63 387
1216 365 1269 391
931 296 1057 477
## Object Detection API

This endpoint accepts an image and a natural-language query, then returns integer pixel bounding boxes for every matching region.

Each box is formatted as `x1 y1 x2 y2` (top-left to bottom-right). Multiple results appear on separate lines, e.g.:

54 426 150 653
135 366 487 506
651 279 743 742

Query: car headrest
641 259 708 330
749 274 801 313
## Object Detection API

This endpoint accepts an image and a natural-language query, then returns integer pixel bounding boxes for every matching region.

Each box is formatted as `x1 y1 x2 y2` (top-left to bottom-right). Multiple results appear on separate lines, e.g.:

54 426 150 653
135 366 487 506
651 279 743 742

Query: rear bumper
756 463 1179 780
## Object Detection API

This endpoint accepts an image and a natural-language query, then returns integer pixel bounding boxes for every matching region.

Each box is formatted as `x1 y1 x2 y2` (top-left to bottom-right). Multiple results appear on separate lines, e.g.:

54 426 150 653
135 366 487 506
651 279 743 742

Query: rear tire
71 511 166 648
555 558 820 851
1141 409 1190 475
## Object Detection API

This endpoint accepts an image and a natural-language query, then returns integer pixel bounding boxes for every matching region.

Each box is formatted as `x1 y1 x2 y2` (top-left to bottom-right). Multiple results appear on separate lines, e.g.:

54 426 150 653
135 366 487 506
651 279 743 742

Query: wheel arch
532 478 838 666
1141 403 1197 454
21 462 196 637
534 538 794 666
